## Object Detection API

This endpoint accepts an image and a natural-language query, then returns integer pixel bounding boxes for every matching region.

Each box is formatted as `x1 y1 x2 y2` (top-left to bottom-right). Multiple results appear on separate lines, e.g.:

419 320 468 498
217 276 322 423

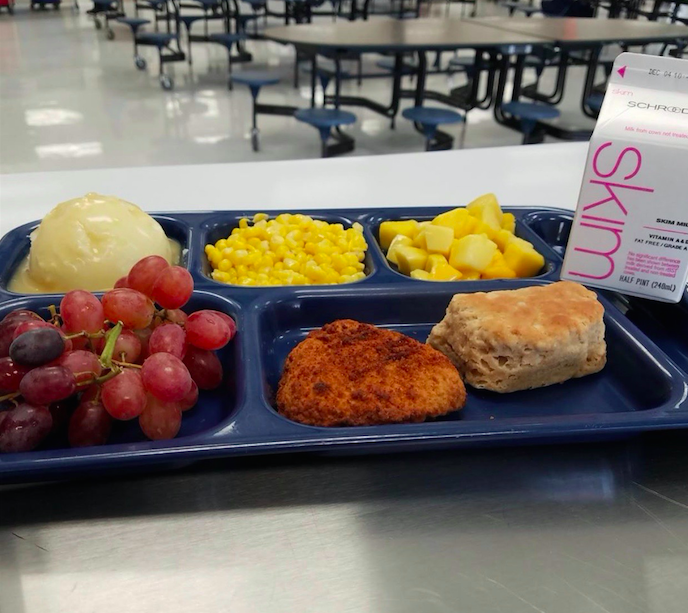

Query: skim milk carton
561 52 688 303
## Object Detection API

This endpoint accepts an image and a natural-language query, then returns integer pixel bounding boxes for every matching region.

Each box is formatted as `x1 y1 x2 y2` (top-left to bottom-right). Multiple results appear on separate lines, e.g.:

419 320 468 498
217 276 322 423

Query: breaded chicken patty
277 319 466 427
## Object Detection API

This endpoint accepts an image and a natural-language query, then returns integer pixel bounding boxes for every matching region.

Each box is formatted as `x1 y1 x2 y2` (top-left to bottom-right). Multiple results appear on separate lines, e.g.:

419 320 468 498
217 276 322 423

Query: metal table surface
3 144 688 613
263 18 549 52
475 15 688 46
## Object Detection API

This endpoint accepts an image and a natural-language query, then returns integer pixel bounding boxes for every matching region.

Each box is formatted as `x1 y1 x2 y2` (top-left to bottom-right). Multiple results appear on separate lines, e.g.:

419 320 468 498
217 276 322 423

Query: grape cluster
0 256 236 453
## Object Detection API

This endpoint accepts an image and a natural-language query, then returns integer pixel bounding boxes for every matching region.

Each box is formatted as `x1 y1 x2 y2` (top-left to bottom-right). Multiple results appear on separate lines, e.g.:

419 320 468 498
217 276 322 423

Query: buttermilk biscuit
277 319 466 426
428 281 606 393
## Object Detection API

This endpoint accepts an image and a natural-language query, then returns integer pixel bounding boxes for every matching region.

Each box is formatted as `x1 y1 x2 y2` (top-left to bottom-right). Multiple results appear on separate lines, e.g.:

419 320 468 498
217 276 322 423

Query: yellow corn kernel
218 259 232 272
253 213 269 223
215 239 228 251
239 218 249 229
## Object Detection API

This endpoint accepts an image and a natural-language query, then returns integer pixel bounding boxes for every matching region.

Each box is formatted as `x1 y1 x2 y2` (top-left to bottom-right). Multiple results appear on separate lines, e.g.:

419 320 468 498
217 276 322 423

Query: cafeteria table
4 142 688 613
263 17 688 147
263 18 550 149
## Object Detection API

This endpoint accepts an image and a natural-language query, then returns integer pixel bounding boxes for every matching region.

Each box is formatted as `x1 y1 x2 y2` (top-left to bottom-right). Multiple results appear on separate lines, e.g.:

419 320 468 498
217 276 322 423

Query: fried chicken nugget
277 319 466 427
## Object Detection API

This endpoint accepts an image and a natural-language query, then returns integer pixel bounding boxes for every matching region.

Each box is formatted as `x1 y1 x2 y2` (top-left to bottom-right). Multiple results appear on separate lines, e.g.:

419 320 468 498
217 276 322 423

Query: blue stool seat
587 93 604 113
118 17 150 28
187 0 221 6
179 15 206 28
448 57 473 70
137 32 177 46
501 101 560 121
402 106 464 151
208 32 246 47
295 108 357 157
233 71 281 88
402 106 463 127
294 108 356 129
376 58 416 75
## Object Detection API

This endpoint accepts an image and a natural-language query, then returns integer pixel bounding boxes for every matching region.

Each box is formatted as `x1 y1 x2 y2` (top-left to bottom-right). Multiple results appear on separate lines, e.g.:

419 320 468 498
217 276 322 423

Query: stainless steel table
2 145 688 613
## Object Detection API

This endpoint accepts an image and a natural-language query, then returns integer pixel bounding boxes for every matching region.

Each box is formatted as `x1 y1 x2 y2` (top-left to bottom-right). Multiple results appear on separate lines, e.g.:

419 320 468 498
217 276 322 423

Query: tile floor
0 1 607 173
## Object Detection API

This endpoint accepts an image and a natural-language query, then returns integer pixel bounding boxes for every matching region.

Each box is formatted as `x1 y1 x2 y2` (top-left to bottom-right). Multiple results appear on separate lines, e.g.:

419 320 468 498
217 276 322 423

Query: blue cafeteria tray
1 206 688 482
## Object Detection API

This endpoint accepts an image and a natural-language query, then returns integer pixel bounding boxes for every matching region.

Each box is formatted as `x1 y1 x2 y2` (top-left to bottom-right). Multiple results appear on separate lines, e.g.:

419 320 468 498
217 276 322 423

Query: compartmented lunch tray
1 207 687 481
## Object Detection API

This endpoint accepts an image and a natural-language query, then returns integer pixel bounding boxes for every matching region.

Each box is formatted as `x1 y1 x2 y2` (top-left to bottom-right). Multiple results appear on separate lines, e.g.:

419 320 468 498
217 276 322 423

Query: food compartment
199 211 378 287
609 294 688 377
364 208 560 282
0 290 244 450
256 283 680 431
521 210 573 258
0 215 191 295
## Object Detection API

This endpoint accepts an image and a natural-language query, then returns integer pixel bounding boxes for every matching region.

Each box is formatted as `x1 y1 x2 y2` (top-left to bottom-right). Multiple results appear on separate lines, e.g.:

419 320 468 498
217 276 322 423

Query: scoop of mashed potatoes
10 192 178 293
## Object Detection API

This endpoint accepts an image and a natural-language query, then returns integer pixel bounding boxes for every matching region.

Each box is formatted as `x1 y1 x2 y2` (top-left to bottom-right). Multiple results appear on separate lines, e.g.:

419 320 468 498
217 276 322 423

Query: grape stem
99 322 123 370
63 330 105 341
112 359 142 370
0 391 20 403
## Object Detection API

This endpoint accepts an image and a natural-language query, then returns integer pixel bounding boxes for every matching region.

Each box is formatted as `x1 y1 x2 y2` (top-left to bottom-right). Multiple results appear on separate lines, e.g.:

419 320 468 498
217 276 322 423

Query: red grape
133 327 153 363
148 324 187 360
11 319 55 341
10 328 65 367
0 403 52 453
58 350 103 384
151 266 193 309
102 289 155 329
0 312 42 358
183 346 223 390
20 365 77 405
0 402 53 453
139 395 182 440
101 369 146 420
0 357 32 393
186 311 233 350
141 353 191 402
114 329 142 363
114 276 129 289
0 410 8 431
203 310 237 336
127 255 170 297
61 290 105 334
179 380 198 411
165 309 188 326
68 400 112 447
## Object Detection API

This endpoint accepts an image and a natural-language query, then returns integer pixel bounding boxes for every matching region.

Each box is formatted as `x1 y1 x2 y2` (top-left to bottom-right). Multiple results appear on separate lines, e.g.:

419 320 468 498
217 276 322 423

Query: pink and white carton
561 52 688 303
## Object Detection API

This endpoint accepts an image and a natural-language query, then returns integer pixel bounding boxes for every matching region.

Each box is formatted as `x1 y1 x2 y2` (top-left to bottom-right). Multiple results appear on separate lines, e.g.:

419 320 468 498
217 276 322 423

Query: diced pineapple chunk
466 193 503 230
423 225 454 256
481 251 516 279
473 221 497 241
462 270 481 280
425 254 462 281
503 240 545 277
395 245 428 275
501 212 516 233
410 269 433 280
413 228 427 250
431 208 478 239
386 235 413 265
379 220 420 250
448 234 498 273
493 229 514 252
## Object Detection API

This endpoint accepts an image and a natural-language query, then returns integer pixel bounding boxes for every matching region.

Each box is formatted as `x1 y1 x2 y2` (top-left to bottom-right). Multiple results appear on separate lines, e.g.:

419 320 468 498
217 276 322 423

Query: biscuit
427 281 606 393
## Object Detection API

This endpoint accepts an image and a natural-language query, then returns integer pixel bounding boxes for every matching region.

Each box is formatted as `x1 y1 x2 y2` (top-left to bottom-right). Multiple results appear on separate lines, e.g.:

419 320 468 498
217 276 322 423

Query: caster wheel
107 29 115 40
95 19 102 29
160 75 173 90
135 56 147 70
251 128 260 152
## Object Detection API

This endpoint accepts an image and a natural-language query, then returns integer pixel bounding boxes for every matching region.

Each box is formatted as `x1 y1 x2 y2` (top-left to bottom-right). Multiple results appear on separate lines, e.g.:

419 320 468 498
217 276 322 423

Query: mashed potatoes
9 193 180 293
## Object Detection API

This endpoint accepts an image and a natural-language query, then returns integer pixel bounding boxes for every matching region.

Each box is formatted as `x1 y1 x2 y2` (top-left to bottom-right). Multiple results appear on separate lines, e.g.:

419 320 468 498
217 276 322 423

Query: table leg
581 45 602 119
311 54 317 107
414 51 428 107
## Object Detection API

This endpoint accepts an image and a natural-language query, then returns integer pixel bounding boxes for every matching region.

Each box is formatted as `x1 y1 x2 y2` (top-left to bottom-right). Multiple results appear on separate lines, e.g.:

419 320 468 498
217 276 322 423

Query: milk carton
561 52 688 303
